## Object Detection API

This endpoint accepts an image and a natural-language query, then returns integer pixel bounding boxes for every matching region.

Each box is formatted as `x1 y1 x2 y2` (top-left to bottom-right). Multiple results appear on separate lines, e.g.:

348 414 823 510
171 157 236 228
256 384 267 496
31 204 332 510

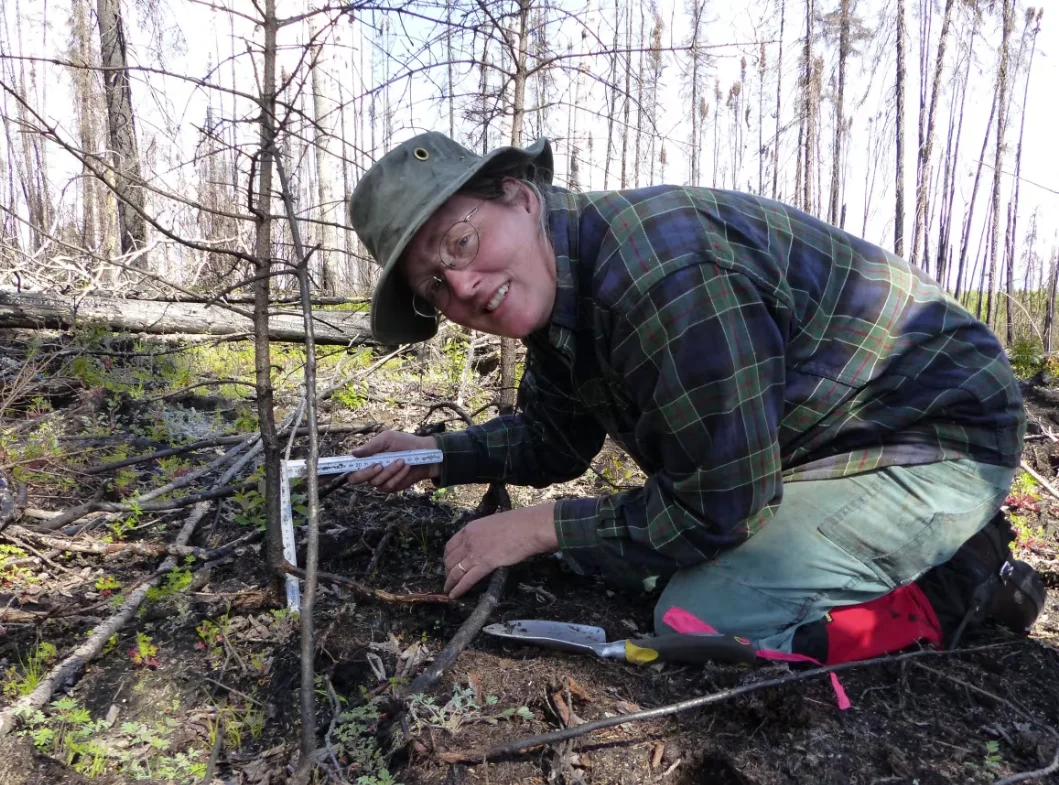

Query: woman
345 132 1037 662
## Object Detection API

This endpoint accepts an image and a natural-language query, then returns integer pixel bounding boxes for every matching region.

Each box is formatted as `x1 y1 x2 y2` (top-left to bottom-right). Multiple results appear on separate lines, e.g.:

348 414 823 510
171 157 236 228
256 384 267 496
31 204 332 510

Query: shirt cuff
432 430 480 487
554 497 601 552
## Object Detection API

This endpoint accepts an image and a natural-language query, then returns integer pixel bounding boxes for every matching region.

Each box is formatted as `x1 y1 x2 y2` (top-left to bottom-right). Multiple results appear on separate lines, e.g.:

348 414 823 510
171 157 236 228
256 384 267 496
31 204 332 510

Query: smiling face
400 180 557 339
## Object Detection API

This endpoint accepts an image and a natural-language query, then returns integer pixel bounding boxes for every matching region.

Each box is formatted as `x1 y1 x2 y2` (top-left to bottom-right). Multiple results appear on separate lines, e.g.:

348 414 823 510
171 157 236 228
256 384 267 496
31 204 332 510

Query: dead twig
913 663 1059 785
364 530 394 577
1020 460 1059 504
275 151 326 781
203 676 266 708
85 423 379 476
422 401 475 427
402 568 508 698
0 607 47 623
281 562 454 605
0 502 211 736
433 642 1017 764
5 524 261 563
1 533 74 575
84 435 250 474
30 486 107 531
144 379 258 403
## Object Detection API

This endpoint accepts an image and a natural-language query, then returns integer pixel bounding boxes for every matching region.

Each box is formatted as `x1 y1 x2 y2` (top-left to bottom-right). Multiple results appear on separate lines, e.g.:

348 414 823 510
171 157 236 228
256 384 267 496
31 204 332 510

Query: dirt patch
0 333 1057 785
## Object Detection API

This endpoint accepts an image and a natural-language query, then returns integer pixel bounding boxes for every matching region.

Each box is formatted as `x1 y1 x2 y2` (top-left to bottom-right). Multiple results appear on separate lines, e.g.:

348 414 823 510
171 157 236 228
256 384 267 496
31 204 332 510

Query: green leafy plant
27 396 53 417
1008 336 1043 380
157 456 192 480
984 739 1003 768
334 381 369 410
330 702 402 785
0 543 33 585
1010 470 1039 498
3 641 58 698
406 683 533 735
16 697 110 776
95 575 122 596
194 616 227 664
231 485 266 529
128 632 159 669
17 696 208 782
146 561 193 602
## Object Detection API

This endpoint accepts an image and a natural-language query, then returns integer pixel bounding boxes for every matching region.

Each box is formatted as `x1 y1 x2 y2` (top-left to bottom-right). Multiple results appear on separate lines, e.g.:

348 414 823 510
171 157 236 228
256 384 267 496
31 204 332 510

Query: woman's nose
443 266 481 301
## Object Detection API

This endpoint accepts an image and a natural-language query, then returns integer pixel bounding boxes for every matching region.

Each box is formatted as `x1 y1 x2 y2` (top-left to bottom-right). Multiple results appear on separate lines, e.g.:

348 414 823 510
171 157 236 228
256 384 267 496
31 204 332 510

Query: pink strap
661 606 719 634
662 606 851 710
755 649 851 710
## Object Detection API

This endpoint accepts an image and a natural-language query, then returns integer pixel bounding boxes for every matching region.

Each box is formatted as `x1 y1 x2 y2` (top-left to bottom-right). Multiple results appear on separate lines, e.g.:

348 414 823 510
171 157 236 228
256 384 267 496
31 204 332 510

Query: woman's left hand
443 502 559 598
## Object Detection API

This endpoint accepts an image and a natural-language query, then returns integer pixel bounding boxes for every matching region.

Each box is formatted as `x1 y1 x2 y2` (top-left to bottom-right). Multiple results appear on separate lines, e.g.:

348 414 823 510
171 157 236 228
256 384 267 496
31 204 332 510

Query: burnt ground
0 330 1057 785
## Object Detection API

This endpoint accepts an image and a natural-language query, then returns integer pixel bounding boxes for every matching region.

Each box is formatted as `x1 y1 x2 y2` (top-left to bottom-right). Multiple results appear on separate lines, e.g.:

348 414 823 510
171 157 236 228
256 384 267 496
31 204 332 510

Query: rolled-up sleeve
434 354 607 489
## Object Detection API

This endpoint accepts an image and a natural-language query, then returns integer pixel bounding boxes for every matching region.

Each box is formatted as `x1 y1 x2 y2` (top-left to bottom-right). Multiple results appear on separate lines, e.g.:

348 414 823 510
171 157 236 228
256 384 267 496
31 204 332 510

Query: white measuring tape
279 449 443 610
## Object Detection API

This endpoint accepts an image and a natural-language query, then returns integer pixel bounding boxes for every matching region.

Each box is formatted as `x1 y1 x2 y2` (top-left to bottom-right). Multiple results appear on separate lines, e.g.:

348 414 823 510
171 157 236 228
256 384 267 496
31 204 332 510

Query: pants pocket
819 484 999 590
817 473 937 590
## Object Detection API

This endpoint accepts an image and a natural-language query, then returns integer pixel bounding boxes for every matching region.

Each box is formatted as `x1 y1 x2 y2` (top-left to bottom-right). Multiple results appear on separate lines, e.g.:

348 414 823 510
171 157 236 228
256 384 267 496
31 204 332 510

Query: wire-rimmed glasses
411 202 484 318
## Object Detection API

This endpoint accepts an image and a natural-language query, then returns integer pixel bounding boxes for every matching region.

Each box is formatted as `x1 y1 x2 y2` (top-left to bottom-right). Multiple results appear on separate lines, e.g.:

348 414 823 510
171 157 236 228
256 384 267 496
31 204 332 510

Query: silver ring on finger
457 561 467 574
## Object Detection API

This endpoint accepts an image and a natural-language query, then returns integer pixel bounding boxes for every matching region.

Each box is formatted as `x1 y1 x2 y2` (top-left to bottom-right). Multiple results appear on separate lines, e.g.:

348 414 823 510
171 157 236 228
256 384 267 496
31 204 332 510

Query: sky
3 0 1056 288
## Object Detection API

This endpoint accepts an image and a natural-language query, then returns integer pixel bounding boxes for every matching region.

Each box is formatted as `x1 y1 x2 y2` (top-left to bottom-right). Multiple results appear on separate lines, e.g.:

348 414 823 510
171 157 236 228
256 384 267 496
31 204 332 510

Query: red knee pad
817 583 943 664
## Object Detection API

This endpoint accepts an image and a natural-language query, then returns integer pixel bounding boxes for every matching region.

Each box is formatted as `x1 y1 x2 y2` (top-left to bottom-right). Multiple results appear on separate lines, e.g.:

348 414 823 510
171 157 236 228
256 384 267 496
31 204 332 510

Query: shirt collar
528 187 583 358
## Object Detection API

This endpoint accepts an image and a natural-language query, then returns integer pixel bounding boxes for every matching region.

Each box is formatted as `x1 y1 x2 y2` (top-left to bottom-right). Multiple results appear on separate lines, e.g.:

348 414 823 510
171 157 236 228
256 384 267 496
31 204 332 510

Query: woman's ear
505 178 535 214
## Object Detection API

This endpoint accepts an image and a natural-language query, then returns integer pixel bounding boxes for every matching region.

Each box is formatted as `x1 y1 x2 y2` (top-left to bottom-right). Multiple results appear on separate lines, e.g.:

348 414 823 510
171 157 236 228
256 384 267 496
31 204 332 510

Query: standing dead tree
1002 7 1043 346
909 0 955 271
984 0 1015 330
894 0 907 256
96 0 147 268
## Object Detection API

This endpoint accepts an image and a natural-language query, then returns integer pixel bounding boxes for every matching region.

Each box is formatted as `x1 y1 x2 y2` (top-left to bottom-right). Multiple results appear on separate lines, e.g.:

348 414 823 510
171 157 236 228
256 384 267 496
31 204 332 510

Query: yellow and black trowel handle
618 632 760 665
483 620 760 665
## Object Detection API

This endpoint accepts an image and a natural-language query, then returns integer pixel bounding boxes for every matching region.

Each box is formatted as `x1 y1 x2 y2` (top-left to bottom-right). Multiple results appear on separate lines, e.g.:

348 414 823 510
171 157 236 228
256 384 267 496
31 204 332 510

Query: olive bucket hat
349 132 554 344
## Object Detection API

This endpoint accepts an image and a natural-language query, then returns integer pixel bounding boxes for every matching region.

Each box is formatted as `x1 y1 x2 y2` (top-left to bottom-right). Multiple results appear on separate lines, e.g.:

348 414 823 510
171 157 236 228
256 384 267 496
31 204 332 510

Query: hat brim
369 138 553 345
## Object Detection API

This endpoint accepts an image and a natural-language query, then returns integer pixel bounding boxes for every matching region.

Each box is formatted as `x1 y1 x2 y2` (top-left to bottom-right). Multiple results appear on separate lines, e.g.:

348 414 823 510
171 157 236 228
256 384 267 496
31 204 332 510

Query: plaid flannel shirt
434 186 1025 568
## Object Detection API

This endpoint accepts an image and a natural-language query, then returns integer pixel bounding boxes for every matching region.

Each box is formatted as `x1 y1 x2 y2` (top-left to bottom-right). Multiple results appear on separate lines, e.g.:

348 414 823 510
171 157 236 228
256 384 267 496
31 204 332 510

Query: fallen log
0 291 377 346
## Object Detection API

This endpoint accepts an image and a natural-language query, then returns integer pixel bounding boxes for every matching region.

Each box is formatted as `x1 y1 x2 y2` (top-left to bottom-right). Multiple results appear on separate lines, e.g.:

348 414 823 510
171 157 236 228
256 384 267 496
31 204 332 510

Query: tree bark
954 51 995 299
894 0 906 256
802 0 814 214
252 0 287 599
1045 251 1058 355
0 292 374 345
634 3 645 187
985 0 1014 331
620 0 632 188
938 9 979 291
96 0 147 266
71 0 98 250
501 0 532 417
909 0 955 269
603 0 619 188
308 13 340 295
772 0 786 200
1003 9 1042 346
828 0 850 226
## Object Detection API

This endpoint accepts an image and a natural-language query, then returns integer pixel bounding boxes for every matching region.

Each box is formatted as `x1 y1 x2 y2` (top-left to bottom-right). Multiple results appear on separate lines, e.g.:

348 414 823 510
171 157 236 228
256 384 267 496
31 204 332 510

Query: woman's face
401 181 557 339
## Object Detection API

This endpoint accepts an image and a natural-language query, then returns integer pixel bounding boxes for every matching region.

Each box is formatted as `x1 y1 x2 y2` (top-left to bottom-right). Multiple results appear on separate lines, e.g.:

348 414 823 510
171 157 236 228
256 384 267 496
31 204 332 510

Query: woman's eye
425 279 445 299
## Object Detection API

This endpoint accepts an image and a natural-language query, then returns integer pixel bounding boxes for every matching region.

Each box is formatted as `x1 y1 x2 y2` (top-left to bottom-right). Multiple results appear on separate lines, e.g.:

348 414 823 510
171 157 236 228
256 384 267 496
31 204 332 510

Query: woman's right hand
345 430 441 494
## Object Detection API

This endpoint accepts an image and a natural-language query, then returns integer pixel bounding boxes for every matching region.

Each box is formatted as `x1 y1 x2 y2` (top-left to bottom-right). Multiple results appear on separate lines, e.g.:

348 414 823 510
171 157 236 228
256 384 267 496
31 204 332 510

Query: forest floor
0 326 1056 785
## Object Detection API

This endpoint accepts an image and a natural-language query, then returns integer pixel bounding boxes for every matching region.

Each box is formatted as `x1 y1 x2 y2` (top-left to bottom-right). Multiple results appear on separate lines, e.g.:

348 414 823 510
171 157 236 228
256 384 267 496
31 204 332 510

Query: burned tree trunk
96 0 147 266
894 0 906 256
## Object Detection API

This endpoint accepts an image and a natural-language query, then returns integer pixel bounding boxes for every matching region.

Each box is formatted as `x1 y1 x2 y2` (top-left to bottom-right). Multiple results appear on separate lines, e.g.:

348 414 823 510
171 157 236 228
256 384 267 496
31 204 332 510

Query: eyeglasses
411 202 484 318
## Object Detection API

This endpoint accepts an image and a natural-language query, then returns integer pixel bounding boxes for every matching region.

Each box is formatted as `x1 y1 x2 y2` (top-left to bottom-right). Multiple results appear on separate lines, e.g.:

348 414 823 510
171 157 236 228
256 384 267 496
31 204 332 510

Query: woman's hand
345 430 441 493
443 503 559 598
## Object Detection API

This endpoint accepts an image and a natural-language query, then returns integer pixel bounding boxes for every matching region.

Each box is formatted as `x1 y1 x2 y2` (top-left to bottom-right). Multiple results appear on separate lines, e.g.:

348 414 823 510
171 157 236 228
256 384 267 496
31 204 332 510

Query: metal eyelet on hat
414 148 430 160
